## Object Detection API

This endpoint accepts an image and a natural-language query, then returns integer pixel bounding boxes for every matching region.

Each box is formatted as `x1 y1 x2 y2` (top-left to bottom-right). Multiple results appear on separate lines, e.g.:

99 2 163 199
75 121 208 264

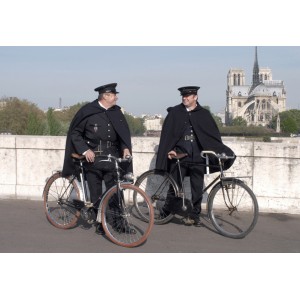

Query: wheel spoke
134 170 177 224
43 172 80 229
208 179 259 238
101 184 154 248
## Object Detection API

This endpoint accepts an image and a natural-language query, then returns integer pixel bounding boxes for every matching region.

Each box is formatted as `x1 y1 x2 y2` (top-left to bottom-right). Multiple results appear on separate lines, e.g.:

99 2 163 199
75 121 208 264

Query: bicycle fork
221 181 237 215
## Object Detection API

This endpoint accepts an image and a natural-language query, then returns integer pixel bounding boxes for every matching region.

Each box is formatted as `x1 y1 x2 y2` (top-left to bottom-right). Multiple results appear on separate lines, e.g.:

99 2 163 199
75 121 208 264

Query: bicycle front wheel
101 184 154 248
43 172 81 229
134 169 178 224
208 178 259 239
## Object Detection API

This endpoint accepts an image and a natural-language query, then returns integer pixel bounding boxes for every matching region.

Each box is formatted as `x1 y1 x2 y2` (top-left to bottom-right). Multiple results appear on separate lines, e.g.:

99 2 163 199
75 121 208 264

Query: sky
1 1 300 118
1 46 300 116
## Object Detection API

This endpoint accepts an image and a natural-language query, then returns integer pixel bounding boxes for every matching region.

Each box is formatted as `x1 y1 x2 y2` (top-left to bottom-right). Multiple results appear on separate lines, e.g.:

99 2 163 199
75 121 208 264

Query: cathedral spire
249 46 260 94
252 46 260 87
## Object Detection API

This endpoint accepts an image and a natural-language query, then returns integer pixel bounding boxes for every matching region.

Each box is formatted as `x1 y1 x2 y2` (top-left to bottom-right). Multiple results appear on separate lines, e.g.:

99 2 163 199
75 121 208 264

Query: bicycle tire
43 172 81 229
134 169 178 224
101 183 154 248
208 178 259 239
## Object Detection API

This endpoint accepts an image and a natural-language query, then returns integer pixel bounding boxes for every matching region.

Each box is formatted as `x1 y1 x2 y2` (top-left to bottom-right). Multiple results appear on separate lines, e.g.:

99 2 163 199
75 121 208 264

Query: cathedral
225 47 286 127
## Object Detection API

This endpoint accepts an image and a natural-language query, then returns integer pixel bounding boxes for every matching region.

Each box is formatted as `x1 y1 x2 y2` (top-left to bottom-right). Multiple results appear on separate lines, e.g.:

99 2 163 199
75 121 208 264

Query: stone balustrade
0 135 299 214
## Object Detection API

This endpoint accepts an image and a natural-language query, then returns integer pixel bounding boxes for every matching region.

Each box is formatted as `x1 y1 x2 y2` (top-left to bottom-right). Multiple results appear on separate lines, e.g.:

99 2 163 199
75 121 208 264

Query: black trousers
169 161 205 215
86 145 119 208
86 167 115 209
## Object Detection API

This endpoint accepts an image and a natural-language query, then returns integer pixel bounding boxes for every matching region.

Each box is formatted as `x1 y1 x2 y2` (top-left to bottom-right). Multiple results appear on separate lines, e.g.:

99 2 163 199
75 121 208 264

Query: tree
46 108 64 136
0 97 46 135
213 115 223 128
231 116 247 127
124 113 146 136
26 111 46 135
52 102 88 135
269 109 300 134
281 117 298 134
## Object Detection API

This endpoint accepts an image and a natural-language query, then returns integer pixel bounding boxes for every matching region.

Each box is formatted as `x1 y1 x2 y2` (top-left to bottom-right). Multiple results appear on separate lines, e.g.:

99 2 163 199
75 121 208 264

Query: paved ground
1 199 298 300
1 198 300 253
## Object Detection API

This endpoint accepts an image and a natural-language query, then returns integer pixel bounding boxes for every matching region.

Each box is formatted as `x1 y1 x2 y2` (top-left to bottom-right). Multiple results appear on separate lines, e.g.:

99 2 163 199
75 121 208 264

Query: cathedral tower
225 47 286 126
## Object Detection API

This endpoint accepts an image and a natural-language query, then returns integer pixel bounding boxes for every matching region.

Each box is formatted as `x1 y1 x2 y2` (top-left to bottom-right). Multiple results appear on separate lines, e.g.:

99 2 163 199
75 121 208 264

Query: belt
94 140 119 156
184 135 194 141
99 140 118 148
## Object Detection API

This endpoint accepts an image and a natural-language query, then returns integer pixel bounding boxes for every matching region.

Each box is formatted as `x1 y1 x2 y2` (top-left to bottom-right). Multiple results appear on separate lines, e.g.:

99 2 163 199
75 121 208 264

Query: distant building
53 106 69 112
216 111 225 124
225 47 286 126
0 100 7 110
142 114 163 136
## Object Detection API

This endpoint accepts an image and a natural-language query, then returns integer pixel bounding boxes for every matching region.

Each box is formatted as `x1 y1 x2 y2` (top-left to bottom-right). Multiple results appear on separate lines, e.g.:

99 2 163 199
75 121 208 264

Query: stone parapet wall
0 135 299 214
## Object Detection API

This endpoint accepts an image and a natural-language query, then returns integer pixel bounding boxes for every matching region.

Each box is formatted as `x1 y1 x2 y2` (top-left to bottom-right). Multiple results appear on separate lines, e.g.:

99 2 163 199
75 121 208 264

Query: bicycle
43 153 154 248
134 150 259 239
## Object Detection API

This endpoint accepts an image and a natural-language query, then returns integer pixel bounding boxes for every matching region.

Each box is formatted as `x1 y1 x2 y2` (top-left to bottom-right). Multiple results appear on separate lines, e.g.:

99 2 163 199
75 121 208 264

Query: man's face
103 93 118 108
182 94 197 109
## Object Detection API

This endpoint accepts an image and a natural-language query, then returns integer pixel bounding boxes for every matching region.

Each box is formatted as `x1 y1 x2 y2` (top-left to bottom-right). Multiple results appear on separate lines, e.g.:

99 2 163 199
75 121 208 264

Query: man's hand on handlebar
85 149 95 163
123 148 131 159
167 150 177 160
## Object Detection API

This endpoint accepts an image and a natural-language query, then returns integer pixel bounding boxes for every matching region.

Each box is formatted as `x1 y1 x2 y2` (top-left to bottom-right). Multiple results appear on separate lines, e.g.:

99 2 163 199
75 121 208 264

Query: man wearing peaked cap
62 82 134 235
94 83 119 94
178 86 200 96
156 85 236 226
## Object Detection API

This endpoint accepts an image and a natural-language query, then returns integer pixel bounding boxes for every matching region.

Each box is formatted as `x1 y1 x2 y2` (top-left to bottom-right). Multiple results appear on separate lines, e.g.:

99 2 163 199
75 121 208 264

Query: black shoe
95 223 105 235
192 215 203 227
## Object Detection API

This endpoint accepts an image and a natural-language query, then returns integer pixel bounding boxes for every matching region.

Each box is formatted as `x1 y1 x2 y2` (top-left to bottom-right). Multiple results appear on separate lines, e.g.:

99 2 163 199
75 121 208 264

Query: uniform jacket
155 103 235 172
62 100 132 177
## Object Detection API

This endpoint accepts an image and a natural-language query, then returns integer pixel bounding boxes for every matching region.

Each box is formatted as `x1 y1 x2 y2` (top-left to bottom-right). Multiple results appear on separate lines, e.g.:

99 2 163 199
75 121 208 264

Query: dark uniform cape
62 100 132 177
156 103 235 172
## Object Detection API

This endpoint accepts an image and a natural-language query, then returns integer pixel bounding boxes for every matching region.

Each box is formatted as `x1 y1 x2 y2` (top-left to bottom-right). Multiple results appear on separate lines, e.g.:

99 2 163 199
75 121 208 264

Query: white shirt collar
98 101 108 110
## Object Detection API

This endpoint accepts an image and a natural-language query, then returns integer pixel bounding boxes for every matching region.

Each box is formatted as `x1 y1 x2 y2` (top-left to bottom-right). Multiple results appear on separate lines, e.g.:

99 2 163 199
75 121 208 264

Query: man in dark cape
61 83 133 235
156 103 235 172
62 99 132 177
156 86 235 226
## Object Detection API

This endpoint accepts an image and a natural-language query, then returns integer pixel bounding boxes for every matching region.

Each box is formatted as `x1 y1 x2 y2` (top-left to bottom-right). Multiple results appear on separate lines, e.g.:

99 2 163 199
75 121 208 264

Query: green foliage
202 106 223 129
26 111 46 135
3 97 298 139
281 117 298 134
53 102 88 124
0 97 45 135
124 113 146 136
270 109 300 134
46 108 64 136
53 102 88 135
231 116 247 127
213 115 223 128
220 125 279 138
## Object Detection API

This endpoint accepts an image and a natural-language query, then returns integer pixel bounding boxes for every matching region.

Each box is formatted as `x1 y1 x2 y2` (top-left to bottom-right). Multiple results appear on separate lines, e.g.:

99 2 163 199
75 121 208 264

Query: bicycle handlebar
169 151 235 161
200 150 235 160
94 153 133 164
71 153 133 164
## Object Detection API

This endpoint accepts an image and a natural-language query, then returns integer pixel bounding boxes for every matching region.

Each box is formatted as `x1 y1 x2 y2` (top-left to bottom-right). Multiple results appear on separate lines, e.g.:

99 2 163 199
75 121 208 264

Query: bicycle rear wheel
43 172 81 229
101 184 154 248
208 178 259 239
134 169 178 224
